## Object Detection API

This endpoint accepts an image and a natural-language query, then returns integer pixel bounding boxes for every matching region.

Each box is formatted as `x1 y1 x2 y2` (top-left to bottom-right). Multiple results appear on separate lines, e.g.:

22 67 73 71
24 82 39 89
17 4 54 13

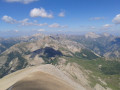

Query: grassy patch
74 49 99 60
66 56 120 90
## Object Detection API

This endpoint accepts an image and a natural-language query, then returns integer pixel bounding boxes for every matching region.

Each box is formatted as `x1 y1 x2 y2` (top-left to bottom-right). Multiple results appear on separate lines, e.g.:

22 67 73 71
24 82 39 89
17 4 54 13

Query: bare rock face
0 36 86 78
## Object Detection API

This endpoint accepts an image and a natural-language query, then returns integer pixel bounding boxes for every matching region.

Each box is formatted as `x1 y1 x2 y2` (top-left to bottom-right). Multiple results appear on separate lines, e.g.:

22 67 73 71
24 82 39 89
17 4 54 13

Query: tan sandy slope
0 64 85 90
7 72 74 90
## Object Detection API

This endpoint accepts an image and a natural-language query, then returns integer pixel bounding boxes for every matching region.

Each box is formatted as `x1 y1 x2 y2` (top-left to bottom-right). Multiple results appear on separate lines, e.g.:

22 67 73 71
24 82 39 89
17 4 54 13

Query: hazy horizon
0 0 120 37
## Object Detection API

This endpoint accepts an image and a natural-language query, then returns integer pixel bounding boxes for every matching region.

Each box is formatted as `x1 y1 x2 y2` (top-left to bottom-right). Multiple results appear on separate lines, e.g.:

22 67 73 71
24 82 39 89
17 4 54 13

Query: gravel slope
0 64 85 90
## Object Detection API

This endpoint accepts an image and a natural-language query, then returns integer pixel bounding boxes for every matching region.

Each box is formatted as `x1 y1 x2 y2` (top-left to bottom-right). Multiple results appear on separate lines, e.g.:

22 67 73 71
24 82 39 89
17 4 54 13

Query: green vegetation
41 56 59 65
51 58 58 65
24 51 31 55
74 49 99 60
0 40 19 54
0 52 27 78
66 56 120 90
101 61 120 75
0 46 6 53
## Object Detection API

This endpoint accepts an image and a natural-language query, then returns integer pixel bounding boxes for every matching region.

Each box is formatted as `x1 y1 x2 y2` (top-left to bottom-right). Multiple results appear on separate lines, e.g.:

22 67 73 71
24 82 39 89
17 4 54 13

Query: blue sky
0 0 120 37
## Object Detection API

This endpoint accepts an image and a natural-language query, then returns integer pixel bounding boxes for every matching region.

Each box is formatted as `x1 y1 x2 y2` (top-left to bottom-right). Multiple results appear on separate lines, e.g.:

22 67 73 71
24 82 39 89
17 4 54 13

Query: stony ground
0 64 85 90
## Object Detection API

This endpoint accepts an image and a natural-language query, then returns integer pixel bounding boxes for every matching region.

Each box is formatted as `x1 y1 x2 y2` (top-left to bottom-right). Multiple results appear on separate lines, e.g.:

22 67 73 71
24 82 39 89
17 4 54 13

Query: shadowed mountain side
31 47 63 58
7 71 74 90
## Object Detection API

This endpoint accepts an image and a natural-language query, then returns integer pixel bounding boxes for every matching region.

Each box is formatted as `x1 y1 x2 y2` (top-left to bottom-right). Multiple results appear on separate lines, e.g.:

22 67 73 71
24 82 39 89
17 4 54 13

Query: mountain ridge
0 33 120 90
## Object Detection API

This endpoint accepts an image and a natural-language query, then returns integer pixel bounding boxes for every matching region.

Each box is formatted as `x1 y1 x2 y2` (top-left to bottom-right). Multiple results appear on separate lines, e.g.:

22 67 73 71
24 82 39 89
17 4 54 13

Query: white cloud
19 18 29 25
58 11 65 17
2 15 47 26
90 26 96 29
2 15 16 24
49 23 60 28
14 30 19 32
35 23 48 26
30 8 53 18
19 19 47 26
5 0 38 4
103 24 112 28
49 23 67 28
90 17 105 20
38 29 45 32
112 14 120 24
2 15 68 29
101 24 113 30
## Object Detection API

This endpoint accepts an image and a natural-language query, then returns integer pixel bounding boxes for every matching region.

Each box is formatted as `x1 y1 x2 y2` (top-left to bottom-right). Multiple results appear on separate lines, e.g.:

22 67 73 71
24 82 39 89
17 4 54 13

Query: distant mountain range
66 32 120 59
0 33 120 90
